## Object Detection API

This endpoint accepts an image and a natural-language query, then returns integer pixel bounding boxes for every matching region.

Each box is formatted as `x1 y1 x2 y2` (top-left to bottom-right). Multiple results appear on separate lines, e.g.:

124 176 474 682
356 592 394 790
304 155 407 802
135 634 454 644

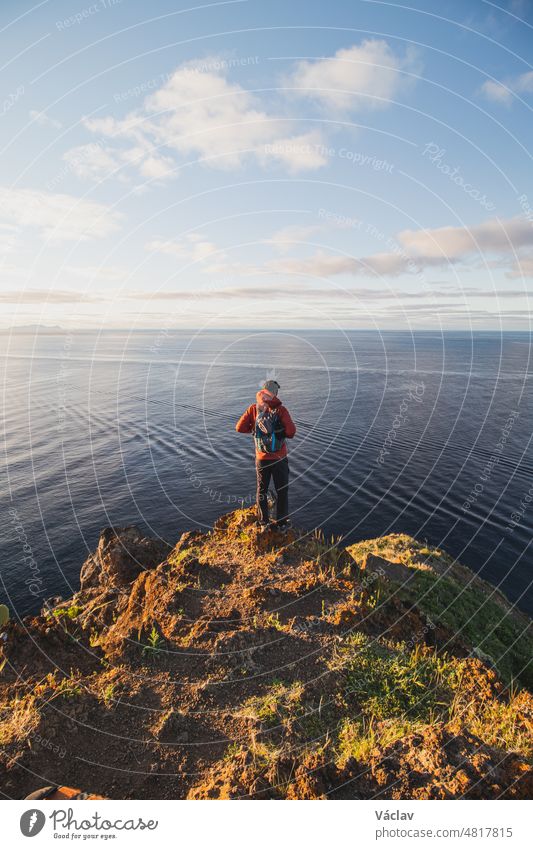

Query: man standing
235 380 296 531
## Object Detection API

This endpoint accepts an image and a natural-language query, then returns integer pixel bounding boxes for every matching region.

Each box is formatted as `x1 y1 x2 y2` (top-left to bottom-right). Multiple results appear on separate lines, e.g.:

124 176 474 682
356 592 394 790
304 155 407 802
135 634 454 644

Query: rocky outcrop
361 552 415 585
368 724 533 800
0 509 531 801
79 526 170 591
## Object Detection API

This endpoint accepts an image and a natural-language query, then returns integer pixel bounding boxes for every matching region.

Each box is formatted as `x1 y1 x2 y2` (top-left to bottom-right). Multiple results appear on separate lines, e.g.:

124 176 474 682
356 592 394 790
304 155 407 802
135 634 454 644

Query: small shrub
51 604 83 621
142 625 165 657
0 694 39 744
53 678 83 700
224 742 242 761
101 684 115 706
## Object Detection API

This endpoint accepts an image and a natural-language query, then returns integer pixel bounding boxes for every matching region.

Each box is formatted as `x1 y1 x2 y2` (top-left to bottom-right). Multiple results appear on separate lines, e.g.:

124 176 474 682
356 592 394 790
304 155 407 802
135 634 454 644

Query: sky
1 0 532 330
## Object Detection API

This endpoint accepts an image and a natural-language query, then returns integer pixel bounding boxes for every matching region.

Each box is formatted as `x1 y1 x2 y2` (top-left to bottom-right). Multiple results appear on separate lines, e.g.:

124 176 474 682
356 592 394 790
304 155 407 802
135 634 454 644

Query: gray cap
263 379 280 395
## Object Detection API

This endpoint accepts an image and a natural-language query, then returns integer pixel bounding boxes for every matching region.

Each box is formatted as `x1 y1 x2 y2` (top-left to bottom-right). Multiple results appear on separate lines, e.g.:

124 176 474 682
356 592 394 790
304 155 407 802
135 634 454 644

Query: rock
409 554 450 576
367 725 533 799
80 526 170 591
176 530 203 551
472 646 497 668
41 596 63 615
361 552 414 586
151 709 189 743
207 609 242 632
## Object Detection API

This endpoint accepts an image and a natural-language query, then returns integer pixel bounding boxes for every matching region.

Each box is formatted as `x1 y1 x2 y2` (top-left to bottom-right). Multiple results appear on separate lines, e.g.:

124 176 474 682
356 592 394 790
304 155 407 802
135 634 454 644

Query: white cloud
286 40 418 111
205 215 533 281
124 283 532 302
139 154 175 179
512 70 533 94
201 258 263 276
63 143 122 182
141 63 280 169
0 186 121 242
0 224 20 254
265 224 325 253
480 80 513 105
269 252 360 277
355 252 414 276
68 44 418 181
506 255 533 278
398 216 533 259
207 251 411 280
29 110 62 129
481 70 533 105
146 232 221 264
0 289 101 303
265 218 358 252
63 265 125 282
259 131 329 172
268 251 412 278
71 57 339 180
273 217 533 279
63 141 175 185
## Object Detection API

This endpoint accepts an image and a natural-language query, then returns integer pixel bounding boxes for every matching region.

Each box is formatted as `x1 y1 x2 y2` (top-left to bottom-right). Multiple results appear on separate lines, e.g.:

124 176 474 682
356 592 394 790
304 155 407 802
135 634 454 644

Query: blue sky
1 0 532 329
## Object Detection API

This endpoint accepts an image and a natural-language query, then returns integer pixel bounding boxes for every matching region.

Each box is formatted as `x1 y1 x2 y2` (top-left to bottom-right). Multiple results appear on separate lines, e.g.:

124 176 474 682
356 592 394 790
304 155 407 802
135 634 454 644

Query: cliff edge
1 508 532 800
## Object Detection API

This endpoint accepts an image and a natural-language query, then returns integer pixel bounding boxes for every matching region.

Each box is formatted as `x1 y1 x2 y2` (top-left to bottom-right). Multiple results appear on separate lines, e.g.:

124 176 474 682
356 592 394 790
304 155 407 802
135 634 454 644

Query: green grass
462 692 533 757
336 715 423 765
101 683 115 706
328 632 468 766
311 529 346 577
53 678 83 699
243 680 304 726
403 572 533 690
171 546 199 565
224 742 242 761
265 612 284 631
334 632 460 724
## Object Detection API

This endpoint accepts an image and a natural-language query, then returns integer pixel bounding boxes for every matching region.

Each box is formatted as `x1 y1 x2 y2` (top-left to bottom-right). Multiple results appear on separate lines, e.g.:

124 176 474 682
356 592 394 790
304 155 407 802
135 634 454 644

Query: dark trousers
256 457 289 524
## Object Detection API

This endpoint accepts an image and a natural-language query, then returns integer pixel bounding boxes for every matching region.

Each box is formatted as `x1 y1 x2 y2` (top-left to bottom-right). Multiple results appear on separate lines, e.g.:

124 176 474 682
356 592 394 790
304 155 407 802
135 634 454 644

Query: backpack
254 406 285 454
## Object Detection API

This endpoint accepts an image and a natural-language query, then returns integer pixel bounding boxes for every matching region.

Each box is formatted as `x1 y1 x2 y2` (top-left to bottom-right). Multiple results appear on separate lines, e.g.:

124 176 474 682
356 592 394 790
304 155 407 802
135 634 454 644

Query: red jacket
236 389 296 460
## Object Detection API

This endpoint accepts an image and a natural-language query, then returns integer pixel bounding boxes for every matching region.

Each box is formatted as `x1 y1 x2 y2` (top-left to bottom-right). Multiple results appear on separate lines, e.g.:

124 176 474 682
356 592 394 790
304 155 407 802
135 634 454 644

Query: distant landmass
1 324 64 334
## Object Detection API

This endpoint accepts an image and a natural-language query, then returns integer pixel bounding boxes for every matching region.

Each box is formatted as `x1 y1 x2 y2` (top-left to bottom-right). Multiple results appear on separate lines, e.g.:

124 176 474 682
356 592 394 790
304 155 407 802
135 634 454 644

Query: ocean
1 329 531 617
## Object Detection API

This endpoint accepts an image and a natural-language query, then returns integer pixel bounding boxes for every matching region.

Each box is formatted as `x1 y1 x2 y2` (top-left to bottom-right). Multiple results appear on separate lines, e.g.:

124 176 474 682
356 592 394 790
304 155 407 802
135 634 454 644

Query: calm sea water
1 329 532 617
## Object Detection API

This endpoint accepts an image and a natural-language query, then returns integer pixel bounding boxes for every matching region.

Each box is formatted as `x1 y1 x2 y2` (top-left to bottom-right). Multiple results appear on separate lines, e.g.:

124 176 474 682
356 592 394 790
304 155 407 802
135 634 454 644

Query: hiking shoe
274 520 292 533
